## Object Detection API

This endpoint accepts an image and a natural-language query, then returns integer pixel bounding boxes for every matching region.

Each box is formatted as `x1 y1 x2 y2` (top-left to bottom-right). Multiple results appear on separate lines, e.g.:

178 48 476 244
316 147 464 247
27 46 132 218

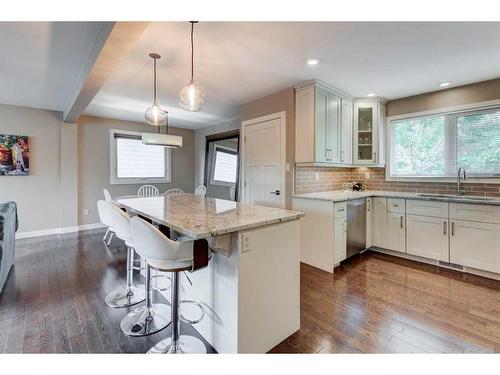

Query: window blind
116 137 166 179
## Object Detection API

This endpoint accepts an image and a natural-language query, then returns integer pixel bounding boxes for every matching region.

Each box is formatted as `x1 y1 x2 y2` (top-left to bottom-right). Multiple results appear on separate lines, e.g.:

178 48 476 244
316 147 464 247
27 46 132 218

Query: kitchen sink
416 193 493 201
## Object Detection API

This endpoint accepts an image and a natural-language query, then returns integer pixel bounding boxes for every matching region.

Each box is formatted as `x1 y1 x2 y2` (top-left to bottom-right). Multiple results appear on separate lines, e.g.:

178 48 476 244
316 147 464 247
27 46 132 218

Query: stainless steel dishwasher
347 198 366 258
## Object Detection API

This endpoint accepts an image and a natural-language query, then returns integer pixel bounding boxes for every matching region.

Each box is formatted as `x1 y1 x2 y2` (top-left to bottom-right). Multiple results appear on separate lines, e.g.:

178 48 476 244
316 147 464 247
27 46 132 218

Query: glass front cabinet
353 101 385 165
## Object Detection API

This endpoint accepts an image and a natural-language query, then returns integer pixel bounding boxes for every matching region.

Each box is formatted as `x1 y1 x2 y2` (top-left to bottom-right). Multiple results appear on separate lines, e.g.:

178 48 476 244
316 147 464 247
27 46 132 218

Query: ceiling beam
63 21 149 122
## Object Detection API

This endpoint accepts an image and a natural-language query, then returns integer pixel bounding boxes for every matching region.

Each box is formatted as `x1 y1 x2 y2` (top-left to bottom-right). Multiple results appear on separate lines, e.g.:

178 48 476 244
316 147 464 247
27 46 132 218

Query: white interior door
243 114 285 208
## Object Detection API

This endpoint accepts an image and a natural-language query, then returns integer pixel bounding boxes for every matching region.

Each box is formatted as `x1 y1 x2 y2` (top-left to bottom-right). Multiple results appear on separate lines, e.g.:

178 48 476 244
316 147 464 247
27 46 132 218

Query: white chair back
194 185 207 197
109 204 133 246
97 200 113 228
229 185 236 201
103 188 112 203
137 185 159 198
130 217 193 265
162 188 184 197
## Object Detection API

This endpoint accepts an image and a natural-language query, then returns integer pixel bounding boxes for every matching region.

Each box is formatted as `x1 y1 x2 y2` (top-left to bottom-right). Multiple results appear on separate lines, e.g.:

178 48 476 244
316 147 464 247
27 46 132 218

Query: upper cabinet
295 80 385 167
353 101 386 166
295 81 353 165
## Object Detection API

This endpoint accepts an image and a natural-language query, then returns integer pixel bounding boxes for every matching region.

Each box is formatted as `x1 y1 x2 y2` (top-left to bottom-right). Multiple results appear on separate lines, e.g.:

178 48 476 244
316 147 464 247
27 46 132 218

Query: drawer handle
393 203 399 207
337 208 345 212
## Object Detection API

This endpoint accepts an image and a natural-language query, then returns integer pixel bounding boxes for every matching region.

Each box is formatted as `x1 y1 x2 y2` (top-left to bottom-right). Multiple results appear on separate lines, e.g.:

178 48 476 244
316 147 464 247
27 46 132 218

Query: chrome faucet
457 167 467 195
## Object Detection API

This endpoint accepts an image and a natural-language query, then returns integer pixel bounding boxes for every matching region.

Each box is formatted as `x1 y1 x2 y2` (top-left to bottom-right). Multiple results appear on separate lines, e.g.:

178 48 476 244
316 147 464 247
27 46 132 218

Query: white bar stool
97 200 115 245
105 204 145 308
127 216 207 353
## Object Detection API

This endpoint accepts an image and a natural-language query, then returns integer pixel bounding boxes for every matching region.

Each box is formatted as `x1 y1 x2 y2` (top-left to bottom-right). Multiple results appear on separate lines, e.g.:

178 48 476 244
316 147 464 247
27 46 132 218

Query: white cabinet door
450 219 500 273
387 212 406 253
407 215 449 261
334 218 347 265
326 94 341 163
372 197 387 248
314 87 329 163
340 98 352 164
353 103 377 164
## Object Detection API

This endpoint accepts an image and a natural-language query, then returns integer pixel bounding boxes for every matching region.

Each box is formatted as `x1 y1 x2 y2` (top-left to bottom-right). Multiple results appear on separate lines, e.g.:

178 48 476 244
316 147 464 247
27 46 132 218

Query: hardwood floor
0 229 213 353
271 253 500 353
2 229 500 353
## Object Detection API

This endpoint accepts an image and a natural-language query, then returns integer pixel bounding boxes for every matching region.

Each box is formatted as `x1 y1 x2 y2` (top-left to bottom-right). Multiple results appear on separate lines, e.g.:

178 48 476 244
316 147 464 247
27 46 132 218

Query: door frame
203 129 240 200
241 111 286 208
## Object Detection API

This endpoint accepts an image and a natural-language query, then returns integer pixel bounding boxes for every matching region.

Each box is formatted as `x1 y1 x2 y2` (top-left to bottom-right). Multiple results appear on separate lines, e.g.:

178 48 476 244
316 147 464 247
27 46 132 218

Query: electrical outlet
315 172 320 181
83 208 89 216
365 172 370 179
242 233 251 253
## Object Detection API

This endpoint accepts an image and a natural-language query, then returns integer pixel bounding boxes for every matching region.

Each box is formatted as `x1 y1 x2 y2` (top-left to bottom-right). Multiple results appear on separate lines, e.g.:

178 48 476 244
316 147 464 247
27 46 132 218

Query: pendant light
179 21 205 112
142 53 183 148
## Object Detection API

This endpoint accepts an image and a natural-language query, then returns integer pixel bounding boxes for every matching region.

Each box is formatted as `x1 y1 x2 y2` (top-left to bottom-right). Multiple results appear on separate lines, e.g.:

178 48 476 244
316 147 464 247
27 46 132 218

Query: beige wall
387 77 500 117
77 115 195 225
240 87 295 208
0 104 74 233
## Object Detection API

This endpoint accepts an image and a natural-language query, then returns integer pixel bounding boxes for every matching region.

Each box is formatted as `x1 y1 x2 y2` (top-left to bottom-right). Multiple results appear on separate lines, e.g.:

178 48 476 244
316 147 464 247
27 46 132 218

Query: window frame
109 129 171 185
386 99 500 183
209 144 238 187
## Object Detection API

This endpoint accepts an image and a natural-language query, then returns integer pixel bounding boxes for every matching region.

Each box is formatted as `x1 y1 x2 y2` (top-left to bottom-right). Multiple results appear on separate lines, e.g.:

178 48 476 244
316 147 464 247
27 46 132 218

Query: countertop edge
292 192 500 206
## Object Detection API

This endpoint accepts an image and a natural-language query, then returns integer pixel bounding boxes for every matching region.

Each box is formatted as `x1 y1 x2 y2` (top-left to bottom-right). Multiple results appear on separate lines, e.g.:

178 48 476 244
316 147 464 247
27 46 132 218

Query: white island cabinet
116 194 304 353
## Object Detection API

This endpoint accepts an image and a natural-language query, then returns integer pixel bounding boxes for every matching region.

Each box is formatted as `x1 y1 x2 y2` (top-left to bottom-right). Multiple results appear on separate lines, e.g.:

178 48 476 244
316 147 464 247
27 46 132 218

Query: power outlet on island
365 172 370 179
242 233 251 253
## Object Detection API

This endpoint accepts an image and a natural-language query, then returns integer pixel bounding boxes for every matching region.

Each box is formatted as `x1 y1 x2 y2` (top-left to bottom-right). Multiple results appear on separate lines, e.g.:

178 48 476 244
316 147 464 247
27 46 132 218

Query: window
210 145 238 185
389 106 500 180
110 130 171 184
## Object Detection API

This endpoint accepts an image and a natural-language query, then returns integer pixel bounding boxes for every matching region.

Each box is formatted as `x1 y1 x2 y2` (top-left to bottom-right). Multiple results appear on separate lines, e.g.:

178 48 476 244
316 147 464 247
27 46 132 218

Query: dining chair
137 185 159 197
194 185 207 197
162 188 184 197
103 188 112 203
97 200 115 245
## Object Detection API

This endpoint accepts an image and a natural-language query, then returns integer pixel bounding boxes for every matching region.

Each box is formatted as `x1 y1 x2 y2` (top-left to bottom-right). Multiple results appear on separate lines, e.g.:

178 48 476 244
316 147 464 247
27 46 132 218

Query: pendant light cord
153 57 157 104
190 21 195 82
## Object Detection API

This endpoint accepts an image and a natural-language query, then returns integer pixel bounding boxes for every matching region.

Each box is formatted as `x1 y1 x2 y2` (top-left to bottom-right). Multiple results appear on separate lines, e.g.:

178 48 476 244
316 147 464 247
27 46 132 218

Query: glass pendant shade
145 103 167 126
179 80 205 112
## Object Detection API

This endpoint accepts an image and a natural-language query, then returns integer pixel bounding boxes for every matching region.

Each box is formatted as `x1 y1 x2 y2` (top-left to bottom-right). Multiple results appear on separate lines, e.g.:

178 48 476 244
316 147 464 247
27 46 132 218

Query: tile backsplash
295 166 500 197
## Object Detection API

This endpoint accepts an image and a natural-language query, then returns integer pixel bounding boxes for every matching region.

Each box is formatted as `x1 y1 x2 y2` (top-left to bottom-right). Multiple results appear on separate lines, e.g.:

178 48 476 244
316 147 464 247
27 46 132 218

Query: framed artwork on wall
0 134 29 176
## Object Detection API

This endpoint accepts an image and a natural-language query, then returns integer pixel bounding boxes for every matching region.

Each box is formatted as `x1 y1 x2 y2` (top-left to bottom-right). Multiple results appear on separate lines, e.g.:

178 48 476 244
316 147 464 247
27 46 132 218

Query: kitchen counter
293 190 500 206
115 193 302 353
115 194 304 239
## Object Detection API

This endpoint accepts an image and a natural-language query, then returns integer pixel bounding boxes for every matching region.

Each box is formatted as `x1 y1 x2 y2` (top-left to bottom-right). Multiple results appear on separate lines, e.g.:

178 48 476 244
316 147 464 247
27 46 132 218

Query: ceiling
0 22 105 112
2 22 500 129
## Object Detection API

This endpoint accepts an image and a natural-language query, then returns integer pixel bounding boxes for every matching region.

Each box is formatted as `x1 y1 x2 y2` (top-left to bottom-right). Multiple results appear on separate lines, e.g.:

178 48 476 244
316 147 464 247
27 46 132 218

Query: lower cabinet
334 218 347 264
386 212 406 253
406 214 449 262
372 197 387 248
450 219 500 273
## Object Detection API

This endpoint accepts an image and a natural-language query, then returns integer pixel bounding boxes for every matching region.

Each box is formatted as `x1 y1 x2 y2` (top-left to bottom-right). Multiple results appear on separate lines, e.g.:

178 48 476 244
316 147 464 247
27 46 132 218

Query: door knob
270 190 280 196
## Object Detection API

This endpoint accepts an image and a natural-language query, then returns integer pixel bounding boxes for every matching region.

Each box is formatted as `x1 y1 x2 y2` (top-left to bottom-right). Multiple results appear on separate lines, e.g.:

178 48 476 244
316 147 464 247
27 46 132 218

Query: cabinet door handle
374 152 377 162
400 215 403 229
451 221 455 236
443 221 447 235
367 200 371 212
337 208 345 212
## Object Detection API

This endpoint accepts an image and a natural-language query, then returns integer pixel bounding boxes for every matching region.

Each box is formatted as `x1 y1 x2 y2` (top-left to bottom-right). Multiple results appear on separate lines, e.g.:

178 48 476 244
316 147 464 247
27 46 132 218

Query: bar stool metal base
120 303 171 337
105 286 145 308
147 335 207 354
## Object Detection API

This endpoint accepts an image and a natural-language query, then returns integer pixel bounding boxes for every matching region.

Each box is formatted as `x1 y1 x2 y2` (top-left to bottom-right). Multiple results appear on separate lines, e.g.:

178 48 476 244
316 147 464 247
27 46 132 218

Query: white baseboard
16 223 106 239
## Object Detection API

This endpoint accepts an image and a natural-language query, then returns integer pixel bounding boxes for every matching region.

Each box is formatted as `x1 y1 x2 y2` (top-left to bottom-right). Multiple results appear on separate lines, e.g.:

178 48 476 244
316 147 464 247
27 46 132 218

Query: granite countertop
293 190 500 206
115 194 304 239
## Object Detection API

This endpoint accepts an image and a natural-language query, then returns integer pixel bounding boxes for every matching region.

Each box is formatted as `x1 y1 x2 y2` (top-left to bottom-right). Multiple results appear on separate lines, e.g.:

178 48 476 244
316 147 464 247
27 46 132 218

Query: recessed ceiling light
439 82 451 87
306 57 320 66
367 93 376 97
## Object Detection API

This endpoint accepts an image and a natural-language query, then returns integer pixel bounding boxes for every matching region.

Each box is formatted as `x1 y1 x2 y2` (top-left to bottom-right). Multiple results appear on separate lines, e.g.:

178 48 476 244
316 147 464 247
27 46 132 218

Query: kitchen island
115 194 304 353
